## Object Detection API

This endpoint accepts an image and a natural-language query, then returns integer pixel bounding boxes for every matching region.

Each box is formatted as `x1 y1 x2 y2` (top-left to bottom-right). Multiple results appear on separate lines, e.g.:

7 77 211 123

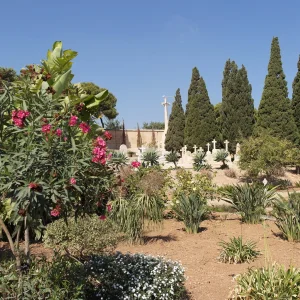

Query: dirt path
116 215 300 300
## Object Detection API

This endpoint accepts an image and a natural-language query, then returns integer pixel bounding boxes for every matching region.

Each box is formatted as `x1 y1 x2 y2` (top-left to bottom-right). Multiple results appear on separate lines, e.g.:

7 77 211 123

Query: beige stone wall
106 129 164 151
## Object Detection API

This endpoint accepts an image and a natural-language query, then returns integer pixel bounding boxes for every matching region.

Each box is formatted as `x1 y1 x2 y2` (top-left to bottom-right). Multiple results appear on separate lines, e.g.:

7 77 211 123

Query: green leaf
53 70 73 98
95 89 108 100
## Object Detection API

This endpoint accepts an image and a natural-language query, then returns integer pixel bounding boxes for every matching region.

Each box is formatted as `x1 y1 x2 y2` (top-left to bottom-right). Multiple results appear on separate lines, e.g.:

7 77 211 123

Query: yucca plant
214 149 229 169
111 193 164 244
231 263 300 299
142 149 159 167
193 151 207 171
165 151 179 168
172 193 208 234
219 236 260 264
221 183 277 224
109 152 128 170
273 193 300 242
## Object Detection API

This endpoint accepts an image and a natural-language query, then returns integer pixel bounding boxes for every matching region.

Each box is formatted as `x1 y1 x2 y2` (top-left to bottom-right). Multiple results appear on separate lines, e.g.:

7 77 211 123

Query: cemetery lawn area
117 214 300 300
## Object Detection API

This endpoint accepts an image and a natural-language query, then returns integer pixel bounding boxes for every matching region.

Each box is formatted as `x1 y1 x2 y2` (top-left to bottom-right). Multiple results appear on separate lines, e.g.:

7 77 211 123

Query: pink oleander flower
12 117 24 128
99 215 106 220
79 122 90 134
55 128 62 137
50 208 60 217
28 182 38 189
42 124 52 134
104 131 112 140
106 204 112 212
95 137 106 148
69 115 78 126
70 177 76 185
131 161 141 168
12 110 30 128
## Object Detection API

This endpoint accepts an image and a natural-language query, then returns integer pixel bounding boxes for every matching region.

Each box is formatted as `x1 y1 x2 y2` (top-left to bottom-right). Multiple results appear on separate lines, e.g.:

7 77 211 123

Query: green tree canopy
256 37 298 143
142 122 164 130
292 55 300 133
0 67 18 90
185 67 218 150
165 88 185 151
79 82 118 120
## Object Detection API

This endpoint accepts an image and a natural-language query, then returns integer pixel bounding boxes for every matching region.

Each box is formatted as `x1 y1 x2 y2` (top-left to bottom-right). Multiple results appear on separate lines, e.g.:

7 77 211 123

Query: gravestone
119 144 128 155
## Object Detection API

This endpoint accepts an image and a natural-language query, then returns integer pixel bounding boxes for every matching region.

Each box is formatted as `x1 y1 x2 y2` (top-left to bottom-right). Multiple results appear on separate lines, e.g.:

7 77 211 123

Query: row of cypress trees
165 37 300 153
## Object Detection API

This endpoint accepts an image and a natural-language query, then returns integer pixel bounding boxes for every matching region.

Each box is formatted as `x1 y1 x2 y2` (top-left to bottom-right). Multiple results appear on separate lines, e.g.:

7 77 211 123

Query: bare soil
116 215 300 300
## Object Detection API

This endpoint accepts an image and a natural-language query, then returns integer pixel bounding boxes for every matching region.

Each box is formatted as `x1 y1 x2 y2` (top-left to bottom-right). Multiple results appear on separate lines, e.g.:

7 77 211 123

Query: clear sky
1 0 300 128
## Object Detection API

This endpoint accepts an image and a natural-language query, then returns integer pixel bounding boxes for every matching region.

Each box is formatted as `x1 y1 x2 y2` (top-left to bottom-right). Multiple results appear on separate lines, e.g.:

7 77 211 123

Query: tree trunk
24 218 30 265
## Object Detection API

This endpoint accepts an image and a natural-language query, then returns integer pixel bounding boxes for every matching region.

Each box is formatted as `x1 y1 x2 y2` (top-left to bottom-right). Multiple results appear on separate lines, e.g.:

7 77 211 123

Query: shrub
0 255 87 299
172 193 208 233
230 263 300 299
109 151 128 170
221 183 277 223
173 168 215 202
43 215 122 259
165 151 180 168
142 149 159 166
219 236 260 264
224 169 237 178
272 193 300 242
193 151 207 171
111 194 164 243
86 252 186 299
214 149 229 168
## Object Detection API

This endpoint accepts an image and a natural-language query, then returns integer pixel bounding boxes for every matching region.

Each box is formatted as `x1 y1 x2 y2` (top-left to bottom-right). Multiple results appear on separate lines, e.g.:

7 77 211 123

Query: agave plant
109 152 128 170
214 149 229 169
221 183 277 223
142 149 159 167
172 193 208 234
219 236 260 264
165 151 179 168
272 193 300 242
193 151 207 171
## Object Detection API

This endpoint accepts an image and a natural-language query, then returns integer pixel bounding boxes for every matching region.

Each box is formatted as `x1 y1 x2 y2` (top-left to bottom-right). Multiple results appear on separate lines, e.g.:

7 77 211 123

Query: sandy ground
117 215 300 300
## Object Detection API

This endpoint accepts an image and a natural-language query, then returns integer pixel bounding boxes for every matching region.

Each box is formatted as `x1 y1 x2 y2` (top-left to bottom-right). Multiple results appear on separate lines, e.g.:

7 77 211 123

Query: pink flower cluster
92 137 107 165
42 124 52 134
50 204 61 217
69 115 78 126
55 128 62 137
131 161 141 168
69 177 76 185
104 131 112 140
79 122 90 134
12 110 30 128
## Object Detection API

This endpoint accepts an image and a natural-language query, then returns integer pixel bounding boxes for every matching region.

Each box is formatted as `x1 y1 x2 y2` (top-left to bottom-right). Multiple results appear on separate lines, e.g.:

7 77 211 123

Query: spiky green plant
219 236 260 264
172 193 208 234
221 183 277 223
193 151 207 171
165 151 179 168
110 152 128 170
231 263 300 299
214 149 229 168
142 149 159 167
110 194 164 244
273 193 300 242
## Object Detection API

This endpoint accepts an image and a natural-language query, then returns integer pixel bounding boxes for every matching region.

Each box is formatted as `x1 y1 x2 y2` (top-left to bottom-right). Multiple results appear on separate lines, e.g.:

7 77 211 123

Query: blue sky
1 0 300 128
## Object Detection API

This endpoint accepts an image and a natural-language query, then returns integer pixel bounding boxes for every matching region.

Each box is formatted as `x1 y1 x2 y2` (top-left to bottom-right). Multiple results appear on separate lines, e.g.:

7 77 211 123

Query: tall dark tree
137 123 142 148
256 37 298 142
221 63 255 151
184 68 218 150
165 88 185 151
292 55 300 133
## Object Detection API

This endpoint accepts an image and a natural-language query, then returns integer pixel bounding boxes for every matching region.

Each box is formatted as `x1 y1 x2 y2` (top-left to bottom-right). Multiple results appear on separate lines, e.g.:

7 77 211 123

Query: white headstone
212 139 217 150
206 143 210 152
184 145 187 154
193 145 197 153
224 140 229 152
199 147 203 152
119 144 128 155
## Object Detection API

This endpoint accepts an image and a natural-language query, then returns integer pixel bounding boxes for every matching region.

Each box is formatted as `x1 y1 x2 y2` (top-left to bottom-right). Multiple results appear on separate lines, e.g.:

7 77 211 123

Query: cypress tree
137 123 142 147
165 88 185 151
221 63 255 151
184 67 218 150
256 37 298 142
292 56 300 133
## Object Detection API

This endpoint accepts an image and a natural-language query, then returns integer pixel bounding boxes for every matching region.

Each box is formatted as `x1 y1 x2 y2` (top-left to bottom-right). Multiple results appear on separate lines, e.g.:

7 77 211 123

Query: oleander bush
273 193 300 242
219 236 260 264
43 215 122 259
85 252 186 300
230 263 300 299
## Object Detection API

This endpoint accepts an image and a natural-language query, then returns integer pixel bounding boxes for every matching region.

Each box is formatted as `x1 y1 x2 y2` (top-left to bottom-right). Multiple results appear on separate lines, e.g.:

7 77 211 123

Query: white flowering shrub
85 252 186 299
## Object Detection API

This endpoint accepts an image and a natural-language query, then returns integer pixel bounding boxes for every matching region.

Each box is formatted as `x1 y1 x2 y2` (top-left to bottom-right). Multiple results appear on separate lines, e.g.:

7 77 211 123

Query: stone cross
184 145 187 154
161 96 170 134
206 143 210 152
224 140 229 152
193 145 197 153
212 139 217 150
180 147 184 157
199 147 203 152
140 146 146 153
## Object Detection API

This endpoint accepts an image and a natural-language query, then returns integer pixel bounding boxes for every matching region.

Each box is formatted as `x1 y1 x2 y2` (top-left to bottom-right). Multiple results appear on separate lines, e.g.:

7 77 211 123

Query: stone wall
106 129 164 151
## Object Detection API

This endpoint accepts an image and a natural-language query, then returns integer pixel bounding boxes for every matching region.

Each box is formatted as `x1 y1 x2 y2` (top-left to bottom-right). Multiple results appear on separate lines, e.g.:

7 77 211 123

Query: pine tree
292 55 300 133
256 37 298 142
165 88 185 151
184 68 218 150
221 62 255 151
137 123 142 147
